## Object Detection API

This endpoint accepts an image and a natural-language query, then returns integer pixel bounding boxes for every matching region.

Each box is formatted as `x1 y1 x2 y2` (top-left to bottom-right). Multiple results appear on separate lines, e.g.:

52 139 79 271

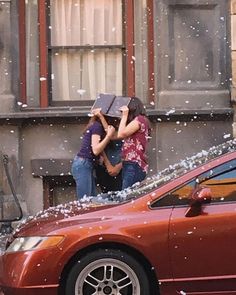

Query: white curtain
50 0 123 101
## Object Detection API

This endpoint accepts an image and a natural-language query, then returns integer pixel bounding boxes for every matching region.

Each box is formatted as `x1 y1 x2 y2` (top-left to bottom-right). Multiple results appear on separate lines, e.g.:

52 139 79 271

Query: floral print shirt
121 115 149 173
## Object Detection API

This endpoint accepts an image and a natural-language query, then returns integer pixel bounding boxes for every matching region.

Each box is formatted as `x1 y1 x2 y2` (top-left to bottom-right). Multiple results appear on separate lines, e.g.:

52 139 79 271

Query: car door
169 159 236 294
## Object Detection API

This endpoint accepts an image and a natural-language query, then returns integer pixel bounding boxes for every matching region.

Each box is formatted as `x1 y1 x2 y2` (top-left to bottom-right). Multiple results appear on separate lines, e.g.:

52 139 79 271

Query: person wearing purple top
71 111 115 199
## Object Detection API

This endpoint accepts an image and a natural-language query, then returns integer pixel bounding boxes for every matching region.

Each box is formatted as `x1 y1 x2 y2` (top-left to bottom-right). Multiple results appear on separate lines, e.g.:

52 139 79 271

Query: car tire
65 248 150 295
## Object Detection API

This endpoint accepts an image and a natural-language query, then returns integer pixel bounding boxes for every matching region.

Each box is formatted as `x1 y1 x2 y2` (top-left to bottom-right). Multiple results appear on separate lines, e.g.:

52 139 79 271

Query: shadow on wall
0 153 19 195
0 7 3 59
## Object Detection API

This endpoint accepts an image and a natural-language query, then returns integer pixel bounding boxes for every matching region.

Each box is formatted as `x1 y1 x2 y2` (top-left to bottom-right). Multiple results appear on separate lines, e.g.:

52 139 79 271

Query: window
43 176 76 208
49 0 123 103
151 179 195 208
19 0 154 107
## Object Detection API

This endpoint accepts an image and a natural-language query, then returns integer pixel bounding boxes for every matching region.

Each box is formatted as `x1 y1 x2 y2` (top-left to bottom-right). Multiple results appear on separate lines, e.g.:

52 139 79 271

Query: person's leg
122 162 136 189
111 171 122 191
95 165 109 193
71 157 95 199
134 162 146 183
122 161 146 190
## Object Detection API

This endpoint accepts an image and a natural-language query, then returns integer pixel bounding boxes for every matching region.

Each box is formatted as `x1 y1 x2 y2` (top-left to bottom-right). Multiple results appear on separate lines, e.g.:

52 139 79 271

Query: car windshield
87 139 236 205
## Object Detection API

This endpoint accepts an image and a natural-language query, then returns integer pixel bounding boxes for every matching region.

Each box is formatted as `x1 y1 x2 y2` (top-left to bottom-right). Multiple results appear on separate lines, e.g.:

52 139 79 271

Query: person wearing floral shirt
118 97 151 189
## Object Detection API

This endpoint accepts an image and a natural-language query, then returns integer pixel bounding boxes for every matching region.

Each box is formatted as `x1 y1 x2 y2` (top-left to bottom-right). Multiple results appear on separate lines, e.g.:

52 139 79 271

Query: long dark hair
127 96 151 137
127 96 147 124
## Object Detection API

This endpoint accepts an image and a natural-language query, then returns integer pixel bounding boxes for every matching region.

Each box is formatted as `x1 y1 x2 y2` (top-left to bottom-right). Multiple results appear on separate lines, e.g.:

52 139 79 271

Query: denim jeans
122 161 146 190
71 156 97 200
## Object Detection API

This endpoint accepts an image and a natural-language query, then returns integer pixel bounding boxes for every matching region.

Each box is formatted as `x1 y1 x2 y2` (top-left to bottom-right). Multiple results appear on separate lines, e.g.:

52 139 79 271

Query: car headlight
6 236 64 253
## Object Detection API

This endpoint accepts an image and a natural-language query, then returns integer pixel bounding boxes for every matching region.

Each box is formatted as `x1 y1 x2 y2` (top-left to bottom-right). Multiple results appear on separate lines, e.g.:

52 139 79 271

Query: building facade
0 0 235 216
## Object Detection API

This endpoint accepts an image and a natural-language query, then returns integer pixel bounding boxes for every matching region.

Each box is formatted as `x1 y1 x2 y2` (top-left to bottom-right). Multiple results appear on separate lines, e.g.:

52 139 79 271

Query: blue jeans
71 156 97 200
122 161 146 190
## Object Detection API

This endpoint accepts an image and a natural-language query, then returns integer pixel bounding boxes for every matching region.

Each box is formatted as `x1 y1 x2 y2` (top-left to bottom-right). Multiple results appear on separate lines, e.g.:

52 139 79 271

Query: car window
201 168 236 203
151 159 236 208
196 159 236 183
151 179 195 208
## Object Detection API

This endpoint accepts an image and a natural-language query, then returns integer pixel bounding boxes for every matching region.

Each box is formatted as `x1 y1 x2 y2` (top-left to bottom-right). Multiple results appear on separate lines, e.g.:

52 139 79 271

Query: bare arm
117 106 140 139
92 108 118 139
102 152 113 171
91 125 115 156
92 108 109 131
102 152 122 176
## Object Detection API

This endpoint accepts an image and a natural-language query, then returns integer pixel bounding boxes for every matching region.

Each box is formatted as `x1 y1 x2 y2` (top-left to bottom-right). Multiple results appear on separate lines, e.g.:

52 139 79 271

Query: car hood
13 200 120 236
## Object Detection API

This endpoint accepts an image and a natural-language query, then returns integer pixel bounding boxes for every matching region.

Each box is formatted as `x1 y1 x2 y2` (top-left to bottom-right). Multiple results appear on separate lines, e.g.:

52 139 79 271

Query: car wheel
65 248 150 295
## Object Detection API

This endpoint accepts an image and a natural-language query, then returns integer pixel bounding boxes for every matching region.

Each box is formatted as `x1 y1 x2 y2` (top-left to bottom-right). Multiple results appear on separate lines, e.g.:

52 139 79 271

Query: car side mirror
185 187 212 217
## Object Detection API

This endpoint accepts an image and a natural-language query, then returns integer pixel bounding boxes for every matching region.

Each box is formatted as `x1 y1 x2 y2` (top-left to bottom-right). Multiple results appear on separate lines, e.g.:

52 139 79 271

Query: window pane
50 0 122 46
0 2 11 95
50 0 123 102
51 48 123 100
45 176 76 206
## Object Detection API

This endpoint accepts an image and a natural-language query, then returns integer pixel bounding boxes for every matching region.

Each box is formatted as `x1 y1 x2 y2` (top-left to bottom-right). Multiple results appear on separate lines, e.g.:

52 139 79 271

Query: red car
1 140 236 295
